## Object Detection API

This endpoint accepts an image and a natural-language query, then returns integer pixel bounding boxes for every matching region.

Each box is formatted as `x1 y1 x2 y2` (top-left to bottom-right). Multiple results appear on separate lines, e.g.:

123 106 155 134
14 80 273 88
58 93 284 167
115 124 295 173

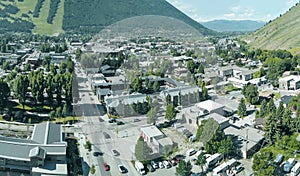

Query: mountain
0 0 214 36
201 20 265 32
244 2 300 54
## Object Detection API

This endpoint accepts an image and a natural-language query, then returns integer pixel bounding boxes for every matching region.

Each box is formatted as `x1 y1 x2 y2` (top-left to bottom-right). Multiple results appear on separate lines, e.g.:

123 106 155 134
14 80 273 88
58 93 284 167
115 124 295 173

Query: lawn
54 116 80 124
32 0 65 35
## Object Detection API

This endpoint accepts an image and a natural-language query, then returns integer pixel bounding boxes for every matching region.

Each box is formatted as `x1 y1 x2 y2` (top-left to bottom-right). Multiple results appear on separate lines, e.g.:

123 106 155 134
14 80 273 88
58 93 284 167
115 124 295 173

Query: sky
166 0 299 22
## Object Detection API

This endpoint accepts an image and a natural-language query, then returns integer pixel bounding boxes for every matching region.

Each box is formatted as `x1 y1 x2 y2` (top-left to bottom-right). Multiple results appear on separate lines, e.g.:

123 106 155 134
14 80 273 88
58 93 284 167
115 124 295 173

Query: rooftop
141 126 164 138
196 100 224 112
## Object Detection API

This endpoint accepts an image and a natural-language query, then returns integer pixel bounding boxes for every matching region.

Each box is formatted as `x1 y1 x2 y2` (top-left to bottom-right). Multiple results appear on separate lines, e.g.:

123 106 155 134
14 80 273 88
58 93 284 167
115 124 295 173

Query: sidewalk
75 132 101 176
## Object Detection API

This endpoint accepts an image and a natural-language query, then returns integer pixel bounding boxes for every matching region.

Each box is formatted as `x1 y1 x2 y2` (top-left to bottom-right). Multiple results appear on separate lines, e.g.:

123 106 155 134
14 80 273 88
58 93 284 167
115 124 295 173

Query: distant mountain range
200 20 265 32
0 0 214 36
244 2 300 54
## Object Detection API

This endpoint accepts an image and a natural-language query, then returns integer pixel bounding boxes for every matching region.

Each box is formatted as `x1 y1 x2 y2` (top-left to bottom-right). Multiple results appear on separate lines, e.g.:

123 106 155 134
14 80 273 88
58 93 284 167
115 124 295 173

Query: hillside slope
0 0 213 36
244 2 300 53
201 20 265 32
62 0 213 35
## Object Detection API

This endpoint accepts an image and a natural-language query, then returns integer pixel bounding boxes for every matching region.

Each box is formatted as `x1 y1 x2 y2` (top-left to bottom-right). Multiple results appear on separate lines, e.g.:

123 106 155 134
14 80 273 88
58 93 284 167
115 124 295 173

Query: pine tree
237 98 247 117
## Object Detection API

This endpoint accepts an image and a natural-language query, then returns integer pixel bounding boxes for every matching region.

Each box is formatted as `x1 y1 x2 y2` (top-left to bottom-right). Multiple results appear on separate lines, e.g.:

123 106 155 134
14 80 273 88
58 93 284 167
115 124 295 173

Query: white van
135 160 146 175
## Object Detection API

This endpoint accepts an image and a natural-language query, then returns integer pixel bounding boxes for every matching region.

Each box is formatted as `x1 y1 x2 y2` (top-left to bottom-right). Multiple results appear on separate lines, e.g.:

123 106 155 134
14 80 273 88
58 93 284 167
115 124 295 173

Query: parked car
116 121 125 125
163 160 171 168
108 118 117 123
146 163 155 172
118 165 127 173
151 161 159 169
104 163 110 171
235 165 244 173
159 161 164 169
186 148 197 156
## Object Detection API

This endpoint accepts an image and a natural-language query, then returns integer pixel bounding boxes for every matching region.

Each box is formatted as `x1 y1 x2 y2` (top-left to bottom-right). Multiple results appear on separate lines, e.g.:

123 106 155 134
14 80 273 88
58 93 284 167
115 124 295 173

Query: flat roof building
0 122 67 175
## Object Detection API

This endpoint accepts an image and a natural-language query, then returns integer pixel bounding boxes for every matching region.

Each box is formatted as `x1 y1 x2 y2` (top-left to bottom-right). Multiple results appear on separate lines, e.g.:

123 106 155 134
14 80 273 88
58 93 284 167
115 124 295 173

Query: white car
163 160 171 168
159 161 164 169
111 149 119 156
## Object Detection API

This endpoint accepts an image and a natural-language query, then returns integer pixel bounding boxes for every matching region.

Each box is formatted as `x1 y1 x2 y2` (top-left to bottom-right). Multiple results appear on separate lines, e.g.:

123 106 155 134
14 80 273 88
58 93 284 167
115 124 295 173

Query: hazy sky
166 0 298 22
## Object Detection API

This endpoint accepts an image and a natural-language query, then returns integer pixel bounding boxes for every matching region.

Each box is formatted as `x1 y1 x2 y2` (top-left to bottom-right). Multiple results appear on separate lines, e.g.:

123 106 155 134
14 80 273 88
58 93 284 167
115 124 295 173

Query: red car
104 163 110 171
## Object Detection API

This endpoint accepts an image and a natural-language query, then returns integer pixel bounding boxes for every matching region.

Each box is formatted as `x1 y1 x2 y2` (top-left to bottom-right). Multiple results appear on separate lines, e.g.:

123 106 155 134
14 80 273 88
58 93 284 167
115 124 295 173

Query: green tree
0 78 10 109
196 152 207 173
242 84 259 104
147 107 158 124
259 99 267 118
165 104 176 121
252 151 275 176
187 60 195 74
176 160 192 176
132 77 142 93
135 137 151 162
266 99 276 115
13 74 29 109
197 64 205 74
237 98 247 117
153 80 160 92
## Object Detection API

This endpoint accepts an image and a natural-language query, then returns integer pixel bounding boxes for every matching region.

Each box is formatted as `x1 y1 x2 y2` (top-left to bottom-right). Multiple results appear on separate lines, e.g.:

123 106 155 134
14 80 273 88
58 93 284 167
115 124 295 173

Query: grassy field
32 0 64 35
1 0 64 35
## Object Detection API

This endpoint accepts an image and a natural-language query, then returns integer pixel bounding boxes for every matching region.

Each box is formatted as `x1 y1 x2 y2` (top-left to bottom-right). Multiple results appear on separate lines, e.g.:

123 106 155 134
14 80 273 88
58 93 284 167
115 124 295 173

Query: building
202 113 230 130
196 100 225 116
104 93 148 117
279 75 300 90
0 122 67 175
160 86 202 107
224 126 264 159
140 126 173 155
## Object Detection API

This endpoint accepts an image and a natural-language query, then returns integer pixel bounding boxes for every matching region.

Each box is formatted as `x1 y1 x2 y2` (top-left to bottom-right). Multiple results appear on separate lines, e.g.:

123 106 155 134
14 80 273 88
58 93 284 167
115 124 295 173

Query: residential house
224 126 265 159
279 75 300 90
202 113 230 130
140 126 173 155
196 100 225 116
0 122 67 175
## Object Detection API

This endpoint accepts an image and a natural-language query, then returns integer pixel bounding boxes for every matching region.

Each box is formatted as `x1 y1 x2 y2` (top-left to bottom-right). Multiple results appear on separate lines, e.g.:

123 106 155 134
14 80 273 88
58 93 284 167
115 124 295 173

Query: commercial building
0 122 67 175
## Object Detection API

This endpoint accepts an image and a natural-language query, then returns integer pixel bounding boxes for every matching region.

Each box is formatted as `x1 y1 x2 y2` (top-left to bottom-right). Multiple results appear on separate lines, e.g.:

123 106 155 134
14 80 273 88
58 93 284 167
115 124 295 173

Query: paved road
74 65 140 176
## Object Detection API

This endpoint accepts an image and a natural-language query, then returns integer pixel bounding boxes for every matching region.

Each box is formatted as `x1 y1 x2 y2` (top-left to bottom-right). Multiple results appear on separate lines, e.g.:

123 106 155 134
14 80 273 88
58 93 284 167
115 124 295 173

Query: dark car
103 132 110 139
116 121 125 125
93 152 102 156
108 118 117 123
118 165 127 173
146 163 155 172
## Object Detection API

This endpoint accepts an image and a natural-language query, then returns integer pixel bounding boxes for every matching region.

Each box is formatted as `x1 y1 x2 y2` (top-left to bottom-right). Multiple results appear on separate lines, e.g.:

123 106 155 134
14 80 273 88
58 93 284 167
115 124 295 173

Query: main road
73 64 139 176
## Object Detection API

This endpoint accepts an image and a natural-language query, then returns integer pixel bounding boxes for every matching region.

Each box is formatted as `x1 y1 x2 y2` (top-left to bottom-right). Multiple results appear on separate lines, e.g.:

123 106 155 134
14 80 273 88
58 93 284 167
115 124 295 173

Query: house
279 75 300 90
224 126 265 159
179 106 209 128
0 122 67 175
202 113 230 130
196 100 225 116
140 126 173 155
99 64 116 77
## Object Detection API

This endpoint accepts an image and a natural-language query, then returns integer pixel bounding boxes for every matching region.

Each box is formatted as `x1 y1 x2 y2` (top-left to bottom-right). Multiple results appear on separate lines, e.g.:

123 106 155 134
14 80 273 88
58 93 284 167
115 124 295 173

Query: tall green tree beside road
0 78 10 109
135 137 151 162
165 104 176 121
147 107 158 124
176 160 192 176
196 152 207 173
13 74 29 109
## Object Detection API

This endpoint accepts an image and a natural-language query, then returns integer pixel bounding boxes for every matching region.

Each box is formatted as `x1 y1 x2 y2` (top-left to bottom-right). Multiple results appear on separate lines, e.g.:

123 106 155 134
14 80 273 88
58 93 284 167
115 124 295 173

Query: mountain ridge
201 20 265 32
0 0 214 36
244 2 300 54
